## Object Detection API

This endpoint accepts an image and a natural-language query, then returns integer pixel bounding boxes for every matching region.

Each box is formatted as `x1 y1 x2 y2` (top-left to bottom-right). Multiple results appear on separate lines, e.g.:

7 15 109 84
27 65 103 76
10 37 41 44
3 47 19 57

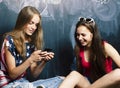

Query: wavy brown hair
5 6 43 59
74 18 107 82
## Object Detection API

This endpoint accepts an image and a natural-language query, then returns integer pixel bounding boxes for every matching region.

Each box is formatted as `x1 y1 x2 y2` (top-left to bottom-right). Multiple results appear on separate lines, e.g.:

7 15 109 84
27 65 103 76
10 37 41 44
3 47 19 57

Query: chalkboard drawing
92 0 118 21
0 0 2 3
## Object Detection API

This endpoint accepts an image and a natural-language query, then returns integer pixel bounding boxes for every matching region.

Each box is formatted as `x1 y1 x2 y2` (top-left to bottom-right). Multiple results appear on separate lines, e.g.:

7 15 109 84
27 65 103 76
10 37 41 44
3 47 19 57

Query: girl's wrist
41 59 48 63
28 57 34 65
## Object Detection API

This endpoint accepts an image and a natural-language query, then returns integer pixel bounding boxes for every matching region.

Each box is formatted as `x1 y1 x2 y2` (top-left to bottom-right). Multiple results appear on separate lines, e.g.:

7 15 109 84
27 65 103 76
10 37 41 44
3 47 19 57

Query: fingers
30 50 54 63
41 51 54 62
29 50 43 63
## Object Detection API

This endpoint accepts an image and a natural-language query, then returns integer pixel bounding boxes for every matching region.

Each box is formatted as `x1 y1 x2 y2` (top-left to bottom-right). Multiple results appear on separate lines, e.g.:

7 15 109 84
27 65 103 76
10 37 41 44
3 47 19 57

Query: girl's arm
5 47 42 79
104 42 120 67
30 51 54 78
30 60 46 78
5 47 31 79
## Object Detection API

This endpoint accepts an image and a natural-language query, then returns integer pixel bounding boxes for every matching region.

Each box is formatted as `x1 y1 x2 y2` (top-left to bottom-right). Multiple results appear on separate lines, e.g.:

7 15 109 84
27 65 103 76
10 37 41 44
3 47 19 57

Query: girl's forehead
77 26 90 32
31 14 40 23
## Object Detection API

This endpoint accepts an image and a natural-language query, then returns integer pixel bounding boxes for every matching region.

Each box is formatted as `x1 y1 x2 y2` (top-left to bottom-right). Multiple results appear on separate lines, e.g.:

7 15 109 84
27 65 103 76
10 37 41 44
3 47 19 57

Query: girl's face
24 14 40 36
76 25 93 47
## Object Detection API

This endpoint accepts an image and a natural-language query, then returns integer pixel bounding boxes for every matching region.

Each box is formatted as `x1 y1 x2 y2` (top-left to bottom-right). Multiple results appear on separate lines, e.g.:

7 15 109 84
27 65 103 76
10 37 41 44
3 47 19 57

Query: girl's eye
79 33 86 37
29 21 33 25
29 21 38 26
81 34 86 36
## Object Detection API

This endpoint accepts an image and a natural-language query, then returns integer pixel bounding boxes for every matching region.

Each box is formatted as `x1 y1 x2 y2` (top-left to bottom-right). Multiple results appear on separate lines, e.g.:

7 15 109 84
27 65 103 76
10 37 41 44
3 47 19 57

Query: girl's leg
88 68 120 88
32 76 64 88
59 71 91 88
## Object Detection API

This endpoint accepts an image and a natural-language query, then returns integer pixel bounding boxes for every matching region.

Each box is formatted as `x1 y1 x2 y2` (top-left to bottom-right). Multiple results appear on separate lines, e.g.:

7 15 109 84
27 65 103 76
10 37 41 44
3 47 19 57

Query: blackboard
0 0 120 79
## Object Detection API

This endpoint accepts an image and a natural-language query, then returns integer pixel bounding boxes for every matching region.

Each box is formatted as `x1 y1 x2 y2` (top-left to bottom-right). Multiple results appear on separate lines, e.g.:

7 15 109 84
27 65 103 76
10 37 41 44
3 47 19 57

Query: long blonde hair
5 6 43 59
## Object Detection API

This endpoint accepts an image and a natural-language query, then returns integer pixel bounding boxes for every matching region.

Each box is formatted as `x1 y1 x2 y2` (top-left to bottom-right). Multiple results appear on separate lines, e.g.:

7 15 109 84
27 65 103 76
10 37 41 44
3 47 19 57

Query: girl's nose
32 24 37 30
78 36 82 40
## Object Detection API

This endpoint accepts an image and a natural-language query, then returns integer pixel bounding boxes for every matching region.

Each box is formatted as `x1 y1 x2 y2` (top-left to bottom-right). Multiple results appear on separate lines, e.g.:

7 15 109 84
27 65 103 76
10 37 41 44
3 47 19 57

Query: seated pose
0 6 63 88
59 17 120 88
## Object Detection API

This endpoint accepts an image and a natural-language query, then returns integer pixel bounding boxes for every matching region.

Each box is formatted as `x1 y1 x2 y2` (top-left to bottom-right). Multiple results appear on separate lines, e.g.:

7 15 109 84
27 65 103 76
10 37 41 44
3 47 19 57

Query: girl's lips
29 29 35 33
79 40 84 44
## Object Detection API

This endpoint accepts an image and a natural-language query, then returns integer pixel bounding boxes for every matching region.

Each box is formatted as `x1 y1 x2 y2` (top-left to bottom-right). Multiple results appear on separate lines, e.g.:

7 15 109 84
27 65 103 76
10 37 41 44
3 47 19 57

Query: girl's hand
28 50 54 65
28 50 46 64
42 51 55 62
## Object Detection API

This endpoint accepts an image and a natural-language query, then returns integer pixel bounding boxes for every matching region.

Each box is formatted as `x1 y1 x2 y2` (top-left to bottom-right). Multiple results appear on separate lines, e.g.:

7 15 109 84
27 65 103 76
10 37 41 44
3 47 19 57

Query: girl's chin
81 43 86 46
26 33 33 36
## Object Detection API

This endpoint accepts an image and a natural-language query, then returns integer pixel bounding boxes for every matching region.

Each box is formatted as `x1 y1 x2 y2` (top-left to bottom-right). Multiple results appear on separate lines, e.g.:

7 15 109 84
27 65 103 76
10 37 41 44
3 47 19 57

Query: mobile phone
43 48 52 52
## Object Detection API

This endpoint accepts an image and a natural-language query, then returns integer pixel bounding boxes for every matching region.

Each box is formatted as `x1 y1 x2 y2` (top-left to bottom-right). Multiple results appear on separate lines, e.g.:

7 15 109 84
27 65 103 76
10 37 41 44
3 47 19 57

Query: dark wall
0 0 120 79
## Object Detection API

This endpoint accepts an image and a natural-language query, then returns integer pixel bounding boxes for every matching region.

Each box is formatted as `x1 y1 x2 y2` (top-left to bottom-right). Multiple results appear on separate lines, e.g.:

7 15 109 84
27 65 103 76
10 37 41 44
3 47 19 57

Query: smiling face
76 25 93 47
24 14 40 36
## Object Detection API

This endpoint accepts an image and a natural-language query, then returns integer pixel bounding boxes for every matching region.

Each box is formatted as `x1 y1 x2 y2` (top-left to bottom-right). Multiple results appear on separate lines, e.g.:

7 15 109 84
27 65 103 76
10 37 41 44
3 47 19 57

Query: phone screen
43 48 52 52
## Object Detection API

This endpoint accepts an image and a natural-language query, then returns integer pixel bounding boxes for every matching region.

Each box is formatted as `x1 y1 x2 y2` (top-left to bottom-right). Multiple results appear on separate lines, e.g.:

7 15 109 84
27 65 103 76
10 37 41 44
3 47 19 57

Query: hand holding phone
41 48 54 62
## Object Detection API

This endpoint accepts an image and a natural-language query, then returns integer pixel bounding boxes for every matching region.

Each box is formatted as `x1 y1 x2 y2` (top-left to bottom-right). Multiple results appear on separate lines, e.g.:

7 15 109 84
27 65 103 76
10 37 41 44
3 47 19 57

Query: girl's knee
111 68 120 82
69 71 85 80
112 68 120 76
69 71 81 77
